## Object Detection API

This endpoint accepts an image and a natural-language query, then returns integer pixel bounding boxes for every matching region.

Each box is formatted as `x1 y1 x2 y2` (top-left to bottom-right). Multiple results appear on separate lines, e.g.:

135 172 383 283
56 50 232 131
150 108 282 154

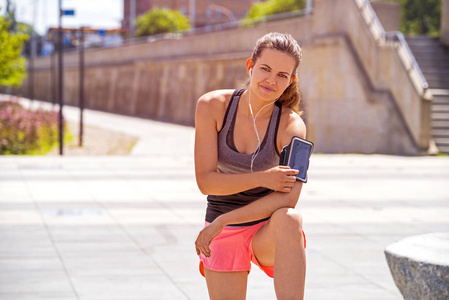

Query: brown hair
249 32 303 115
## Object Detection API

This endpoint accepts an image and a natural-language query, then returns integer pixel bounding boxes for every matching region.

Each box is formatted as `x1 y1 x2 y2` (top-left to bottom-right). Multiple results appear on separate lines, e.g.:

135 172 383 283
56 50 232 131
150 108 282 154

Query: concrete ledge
385 233 449 300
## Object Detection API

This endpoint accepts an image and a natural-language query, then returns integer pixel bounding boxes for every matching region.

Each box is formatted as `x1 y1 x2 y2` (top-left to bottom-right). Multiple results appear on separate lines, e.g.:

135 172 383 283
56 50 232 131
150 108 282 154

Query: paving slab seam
95 201 192 300
119 173 198 226
25 181 81 299
311 248 398 296
60 161 193 299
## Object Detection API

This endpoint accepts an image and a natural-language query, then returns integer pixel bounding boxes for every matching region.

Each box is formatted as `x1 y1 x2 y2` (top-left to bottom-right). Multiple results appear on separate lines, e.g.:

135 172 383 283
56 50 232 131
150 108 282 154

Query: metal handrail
124 5 314 44
363 0 387 38
359 0 428 92
385 31 429 90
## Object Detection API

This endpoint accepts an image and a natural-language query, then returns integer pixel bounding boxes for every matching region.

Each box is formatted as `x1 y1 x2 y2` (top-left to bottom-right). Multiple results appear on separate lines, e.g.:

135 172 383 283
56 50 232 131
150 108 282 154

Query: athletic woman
194 32 307 300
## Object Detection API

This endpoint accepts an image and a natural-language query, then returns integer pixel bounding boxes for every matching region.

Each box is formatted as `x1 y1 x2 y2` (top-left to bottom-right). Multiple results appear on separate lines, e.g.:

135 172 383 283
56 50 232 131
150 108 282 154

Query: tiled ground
1 99 448 299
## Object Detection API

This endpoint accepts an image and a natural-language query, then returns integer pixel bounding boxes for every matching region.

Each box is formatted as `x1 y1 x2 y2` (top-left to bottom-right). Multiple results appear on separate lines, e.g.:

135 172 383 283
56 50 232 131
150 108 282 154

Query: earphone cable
248 86 276 172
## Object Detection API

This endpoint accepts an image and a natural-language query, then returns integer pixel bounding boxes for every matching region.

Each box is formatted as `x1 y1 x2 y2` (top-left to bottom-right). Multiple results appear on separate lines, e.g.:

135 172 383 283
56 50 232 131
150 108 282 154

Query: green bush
241 0 305 27
0 15 29 87
135 8 190 37
370 0 441 36
0 101 71 155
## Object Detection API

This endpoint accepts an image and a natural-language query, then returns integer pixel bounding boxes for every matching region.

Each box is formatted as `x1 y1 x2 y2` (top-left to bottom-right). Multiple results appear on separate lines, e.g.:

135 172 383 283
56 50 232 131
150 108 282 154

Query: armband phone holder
279 136 314 183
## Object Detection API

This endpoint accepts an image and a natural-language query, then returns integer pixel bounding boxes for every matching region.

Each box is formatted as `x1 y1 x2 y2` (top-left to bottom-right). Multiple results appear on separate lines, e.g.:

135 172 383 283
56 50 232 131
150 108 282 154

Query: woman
194 32 306 300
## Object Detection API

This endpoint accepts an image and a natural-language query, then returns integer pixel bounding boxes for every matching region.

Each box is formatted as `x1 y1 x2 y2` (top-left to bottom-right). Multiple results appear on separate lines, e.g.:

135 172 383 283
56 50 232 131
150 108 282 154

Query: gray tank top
206 89 282 226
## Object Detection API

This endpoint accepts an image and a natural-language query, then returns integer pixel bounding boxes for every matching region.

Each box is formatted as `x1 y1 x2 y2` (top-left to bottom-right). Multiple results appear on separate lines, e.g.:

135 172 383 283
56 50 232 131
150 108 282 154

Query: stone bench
385 232 449 300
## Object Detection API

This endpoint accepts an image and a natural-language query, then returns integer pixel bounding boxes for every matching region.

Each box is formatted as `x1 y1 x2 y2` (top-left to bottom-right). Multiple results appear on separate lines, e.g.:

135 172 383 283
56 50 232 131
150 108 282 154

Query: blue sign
98 29 106 36
62 9 75 16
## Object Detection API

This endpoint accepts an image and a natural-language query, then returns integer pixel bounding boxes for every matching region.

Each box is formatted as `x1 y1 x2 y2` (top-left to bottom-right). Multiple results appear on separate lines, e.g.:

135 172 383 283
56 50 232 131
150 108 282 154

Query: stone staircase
406 36 449 154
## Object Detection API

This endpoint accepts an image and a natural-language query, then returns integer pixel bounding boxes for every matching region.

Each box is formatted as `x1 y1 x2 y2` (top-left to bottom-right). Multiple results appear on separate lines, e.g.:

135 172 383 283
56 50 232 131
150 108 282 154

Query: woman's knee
270 207 303 231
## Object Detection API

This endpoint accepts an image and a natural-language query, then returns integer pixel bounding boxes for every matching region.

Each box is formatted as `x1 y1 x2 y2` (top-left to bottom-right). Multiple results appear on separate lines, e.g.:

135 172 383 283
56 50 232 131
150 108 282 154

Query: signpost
79 27 85 147
57 3 75 155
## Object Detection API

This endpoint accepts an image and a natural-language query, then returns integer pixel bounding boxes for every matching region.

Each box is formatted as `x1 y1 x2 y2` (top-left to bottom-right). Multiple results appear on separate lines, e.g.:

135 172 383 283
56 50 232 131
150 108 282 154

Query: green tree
135 8 190 37
401 0 440 35
0 15 28 87
371 0 441 36
242 0 306 26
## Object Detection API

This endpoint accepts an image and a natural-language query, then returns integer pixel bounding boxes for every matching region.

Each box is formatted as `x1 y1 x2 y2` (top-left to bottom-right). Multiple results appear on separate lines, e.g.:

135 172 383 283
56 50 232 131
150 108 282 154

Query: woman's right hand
261 166 299 192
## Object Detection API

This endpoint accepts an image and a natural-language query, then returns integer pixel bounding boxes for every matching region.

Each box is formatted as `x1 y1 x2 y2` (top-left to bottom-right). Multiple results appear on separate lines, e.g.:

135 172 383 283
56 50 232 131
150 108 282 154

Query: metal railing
385 31 429 90
122 5 314 46
52 2 316 56
357 0 428 92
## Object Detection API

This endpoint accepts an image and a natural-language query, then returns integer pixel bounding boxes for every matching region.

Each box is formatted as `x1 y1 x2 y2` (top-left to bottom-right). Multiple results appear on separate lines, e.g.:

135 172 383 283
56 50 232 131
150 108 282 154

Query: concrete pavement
1 98 449 299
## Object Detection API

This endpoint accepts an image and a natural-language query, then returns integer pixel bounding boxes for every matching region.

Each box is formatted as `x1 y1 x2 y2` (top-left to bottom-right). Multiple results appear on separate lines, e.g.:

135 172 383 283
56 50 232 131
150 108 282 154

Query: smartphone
279 136 314 183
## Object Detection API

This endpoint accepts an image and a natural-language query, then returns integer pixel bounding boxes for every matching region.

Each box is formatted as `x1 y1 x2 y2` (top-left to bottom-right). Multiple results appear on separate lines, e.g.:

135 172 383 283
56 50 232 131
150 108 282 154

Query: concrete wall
12 0 431 154
442 0 449 47
371 1 400 32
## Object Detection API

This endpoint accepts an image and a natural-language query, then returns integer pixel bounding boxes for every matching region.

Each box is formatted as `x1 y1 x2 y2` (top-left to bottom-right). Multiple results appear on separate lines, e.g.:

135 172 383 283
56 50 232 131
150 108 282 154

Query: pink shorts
198 221 306 278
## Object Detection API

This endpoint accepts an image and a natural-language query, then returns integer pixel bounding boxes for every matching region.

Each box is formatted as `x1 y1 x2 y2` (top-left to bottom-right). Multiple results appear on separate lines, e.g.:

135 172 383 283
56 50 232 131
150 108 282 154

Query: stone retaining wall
7 0 431 154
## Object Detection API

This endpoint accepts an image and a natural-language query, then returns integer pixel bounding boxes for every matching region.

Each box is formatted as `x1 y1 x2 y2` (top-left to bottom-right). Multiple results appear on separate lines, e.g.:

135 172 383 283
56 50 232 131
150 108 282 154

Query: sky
0 0 124 35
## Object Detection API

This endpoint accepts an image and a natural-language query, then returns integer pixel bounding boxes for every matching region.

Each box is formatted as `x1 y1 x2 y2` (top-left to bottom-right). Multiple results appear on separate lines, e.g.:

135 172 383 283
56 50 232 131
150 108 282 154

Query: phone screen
290 139 313 181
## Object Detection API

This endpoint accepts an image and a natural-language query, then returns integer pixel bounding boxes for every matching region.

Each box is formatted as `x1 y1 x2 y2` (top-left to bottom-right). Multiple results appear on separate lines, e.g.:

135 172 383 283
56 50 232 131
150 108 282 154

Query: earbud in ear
249 68 252 76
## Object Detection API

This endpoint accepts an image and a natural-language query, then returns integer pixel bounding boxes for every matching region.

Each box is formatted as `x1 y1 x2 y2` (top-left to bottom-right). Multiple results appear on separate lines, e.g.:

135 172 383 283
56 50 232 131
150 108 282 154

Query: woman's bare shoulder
195 90 236 129
197 89 234 107
279 106 307 143
196 89 235 118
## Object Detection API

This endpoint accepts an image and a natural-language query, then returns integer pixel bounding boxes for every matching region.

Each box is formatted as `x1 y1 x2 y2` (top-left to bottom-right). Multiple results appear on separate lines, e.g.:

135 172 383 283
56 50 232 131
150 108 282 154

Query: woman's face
249 48 296 102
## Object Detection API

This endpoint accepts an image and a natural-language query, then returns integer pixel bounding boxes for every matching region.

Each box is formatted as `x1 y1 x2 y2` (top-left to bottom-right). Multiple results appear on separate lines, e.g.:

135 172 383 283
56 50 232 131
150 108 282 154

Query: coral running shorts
198 221 306 278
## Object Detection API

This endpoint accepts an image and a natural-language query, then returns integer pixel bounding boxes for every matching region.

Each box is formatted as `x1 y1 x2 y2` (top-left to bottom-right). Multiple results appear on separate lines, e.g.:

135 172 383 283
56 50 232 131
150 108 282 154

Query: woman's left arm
217 110 307 225
196 181 303 257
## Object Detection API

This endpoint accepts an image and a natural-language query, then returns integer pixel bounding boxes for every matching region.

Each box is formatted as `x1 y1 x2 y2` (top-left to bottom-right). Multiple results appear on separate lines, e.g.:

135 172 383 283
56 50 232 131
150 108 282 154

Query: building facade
122 0 260 33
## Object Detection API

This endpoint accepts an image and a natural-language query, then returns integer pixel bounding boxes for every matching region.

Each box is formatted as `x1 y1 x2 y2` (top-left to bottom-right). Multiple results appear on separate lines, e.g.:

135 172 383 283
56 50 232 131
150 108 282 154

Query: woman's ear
246 58 254 75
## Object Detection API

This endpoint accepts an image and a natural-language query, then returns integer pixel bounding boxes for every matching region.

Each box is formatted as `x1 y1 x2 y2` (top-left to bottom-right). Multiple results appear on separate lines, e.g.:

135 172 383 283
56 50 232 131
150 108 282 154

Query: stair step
434 137 449 145
414 55 449 62
407 40 448 47
409 49 449 56
421 67 449 75
429 89 449 96
408 44 448 51
414 60 449 69
421 69 449 75
405 36 440 43
433 128 449 136
425 74 449 81
433 102 449 108
427 80 449 89
432 94 449 104
436 145 449 153
433 120 449 128
430 85 449 89
413 55 449 61
433 112 449 120
432 105 449 113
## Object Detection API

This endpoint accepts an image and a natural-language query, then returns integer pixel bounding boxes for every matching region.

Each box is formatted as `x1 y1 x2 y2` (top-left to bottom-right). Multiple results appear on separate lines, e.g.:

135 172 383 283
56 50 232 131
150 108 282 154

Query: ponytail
278 77 303 115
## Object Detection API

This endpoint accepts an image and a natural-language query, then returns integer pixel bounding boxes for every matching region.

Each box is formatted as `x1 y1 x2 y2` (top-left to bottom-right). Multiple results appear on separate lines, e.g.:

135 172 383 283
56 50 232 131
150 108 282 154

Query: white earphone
247 66 276 172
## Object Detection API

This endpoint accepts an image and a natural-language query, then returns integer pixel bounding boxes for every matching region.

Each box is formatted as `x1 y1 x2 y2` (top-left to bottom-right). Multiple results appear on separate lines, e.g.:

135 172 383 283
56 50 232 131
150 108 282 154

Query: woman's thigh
252 208 303 267
204 267 249 300
251 218 277 267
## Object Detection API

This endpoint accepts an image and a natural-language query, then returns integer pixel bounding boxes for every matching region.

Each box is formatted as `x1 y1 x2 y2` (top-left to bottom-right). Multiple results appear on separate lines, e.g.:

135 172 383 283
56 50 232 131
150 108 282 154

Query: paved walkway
1 98 449 299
